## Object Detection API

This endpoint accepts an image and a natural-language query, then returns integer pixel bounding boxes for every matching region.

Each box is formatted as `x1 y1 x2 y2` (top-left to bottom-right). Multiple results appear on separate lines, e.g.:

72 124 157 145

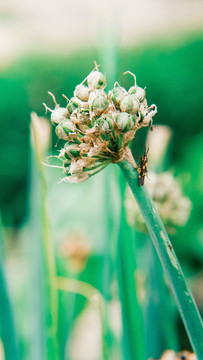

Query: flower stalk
44 65 203 358
118 159 203 360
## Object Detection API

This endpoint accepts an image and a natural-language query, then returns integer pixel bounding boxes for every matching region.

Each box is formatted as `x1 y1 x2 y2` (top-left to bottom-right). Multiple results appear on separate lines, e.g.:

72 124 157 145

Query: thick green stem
118 159 203 360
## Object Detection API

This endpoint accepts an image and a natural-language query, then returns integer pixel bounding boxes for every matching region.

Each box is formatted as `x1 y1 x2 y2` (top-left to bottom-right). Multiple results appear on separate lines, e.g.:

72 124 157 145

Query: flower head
149 349 196 360
59 232 92 273
44 63 157 183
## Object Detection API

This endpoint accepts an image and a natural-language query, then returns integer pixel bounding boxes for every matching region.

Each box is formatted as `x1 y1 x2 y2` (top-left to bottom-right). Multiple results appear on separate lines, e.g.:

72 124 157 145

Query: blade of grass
118 159 203 359
30 115 58 360
0 223 20 360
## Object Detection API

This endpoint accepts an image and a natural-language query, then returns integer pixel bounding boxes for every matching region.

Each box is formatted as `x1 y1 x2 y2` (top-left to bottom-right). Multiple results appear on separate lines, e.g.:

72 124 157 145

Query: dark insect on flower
138 148 149 186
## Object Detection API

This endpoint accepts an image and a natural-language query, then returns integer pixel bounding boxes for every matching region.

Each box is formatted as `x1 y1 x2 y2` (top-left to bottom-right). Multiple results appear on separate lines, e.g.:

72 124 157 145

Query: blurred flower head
44 63 156 183
149 349 196 360
59 232 92 273
125 171 192 234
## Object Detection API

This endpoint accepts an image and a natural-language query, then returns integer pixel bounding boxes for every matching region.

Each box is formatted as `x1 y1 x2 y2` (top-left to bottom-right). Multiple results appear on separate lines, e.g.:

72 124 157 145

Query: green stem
0 227 20 360
31 118 58 360
117 172 146 360
118 159 203 359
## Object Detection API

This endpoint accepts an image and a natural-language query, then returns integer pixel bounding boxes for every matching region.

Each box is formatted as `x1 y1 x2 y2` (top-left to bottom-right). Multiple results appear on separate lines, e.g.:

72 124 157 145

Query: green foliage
1 33 203 226
0 31 203 360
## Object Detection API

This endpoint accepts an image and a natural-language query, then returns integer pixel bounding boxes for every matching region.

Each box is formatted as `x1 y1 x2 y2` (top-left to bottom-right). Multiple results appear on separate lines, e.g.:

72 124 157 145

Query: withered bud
64 143 80 160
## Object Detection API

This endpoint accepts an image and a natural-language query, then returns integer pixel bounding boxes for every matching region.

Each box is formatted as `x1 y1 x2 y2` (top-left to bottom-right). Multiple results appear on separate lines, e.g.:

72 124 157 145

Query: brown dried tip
48 91 59 107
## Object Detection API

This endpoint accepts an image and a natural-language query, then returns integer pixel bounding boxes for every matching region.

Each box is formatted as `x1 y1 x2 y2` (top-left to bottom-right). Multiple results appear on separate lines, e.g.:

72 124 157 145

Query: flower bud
129 86 145 102
74 84 89 101
95 114 114 133
128 85 137 95
120 94 139 114
87 71 106 90
55 120 76 139
116 112 135 132
88 91 109 117
109 85 126 108
67 97 88 114
51 107 69 126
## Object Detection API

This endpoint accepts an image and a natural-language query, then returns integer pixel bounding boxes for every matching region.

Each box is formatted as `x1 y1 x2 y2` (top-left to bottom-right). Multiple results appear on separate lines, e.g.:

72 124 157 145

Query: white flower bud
88 91 109 117
55 120 76 139
95 114 114 133
120 95 139 114
74 84 89 101
116 113 135 132
67 97 88 114
109 85 126 108
87 71 106 90
129 86 145 102
51 107 69 126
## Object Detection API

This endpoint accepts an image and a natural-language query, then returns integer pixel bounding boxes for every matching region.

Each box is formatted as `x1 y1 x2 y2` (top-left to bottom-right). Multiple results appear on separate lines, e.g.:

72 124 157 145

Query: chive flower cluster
44 64 157 183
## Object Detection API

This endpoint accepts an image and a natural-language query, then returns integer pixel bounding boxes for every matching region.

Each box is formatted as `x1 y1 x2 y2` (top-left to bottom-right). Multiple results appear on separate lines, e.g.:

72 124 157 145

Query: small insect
138 148 149 186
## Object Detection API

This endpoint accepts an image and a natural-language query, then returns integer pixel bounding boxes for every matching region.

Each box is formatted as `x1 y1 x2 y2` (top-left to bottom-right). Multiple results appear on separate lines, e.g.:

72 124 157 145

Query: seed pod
132 87 146 102
120 94 139 115
87 71 106 90
95 114 114 133
109 85 126 108
51 107 69 126
74 84 89 101
88 91 109 117
67 97 88 114
55 120 76 139
116 112 135 132
128 85 137 95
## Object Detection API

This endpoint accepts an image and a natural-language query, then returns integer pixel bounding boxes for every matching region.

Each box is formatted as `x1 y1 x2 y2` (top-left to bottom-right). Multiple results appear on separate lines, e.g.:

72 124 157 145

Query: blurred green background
0 1 203 359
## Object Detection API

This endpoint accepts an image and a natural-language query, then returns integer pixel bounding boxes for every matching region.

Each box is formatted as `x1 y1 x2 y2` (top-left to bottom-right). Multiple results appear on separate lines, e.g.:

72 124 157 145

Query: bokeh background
0 0 203 359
